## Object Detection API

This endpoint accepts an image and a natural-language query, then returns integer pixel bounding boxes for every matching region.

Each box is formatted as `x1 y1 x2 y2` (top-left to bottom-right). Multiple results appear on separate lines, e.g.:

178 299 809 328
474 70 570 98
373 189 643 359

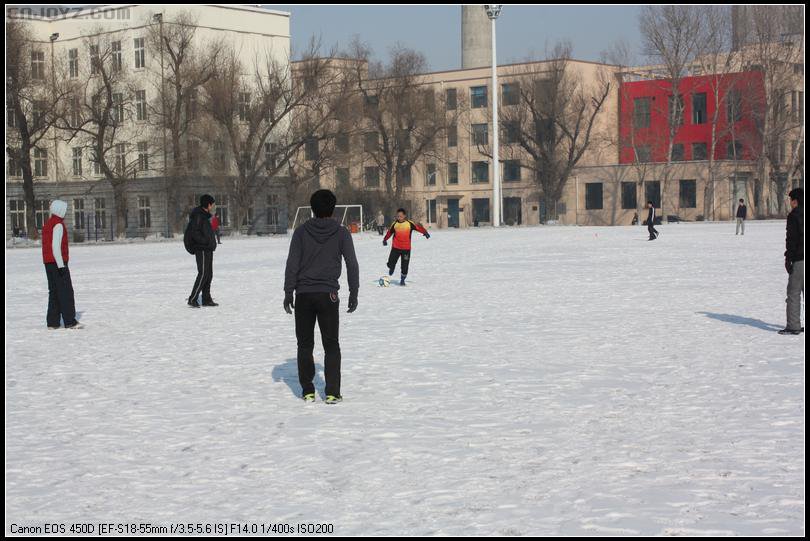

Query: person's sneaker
400 276 407 286
302 393 316 403
64 322 84 329
47 326 60 330
187 299 200 308
201 300 219 307
777 328 803 335
324 395 343 405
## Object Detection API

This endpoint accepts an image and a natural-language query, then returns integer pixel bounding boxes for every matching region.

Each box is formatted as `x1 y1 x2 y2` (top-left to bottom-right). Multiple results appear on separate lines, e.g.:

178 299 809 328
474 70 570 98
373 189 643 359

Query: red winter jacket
42 215 69 265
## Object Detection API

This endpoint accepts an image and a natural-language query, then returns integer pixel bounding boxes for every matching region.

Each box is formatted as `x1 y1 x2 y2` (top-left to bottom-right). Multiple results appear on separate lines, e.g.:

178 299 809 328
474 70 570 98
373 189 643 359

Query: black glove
425 232 431 239
785 259 793 274
57 266 68 278
347 291 358 313
283 292 295 314
383 239 387 246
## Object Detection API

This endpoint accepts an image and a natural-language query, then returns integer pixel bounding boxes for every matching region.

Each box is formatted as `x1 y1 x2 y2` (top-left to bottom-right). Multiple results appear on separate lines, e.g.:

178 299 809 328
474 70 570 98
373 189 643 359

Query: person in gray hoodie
283 189 359 404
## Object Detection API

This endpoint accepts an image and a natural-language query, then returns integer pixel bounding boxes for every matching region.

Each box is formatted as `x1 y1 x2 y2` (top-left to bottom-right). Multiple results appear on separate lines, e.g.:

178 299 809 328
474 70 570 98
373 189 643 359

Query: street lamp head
49 32 59 41
484 4 502 20
152 13 163 23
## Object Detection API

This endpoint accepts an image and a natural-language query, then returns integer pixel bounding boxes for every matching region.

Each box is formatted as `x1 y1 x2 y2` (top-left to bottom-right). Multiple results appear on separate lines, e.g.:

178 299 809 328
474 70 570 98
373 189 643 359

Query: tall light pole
485 5 502 227
153 13 170 237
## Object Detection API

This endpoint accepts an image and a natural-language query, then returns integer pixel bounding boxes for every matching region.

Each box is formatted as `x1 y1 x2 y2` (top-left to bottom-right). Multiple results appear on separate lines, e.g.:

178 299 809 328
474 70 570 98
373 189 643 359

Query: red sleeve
383 223 395 241
412 221 428 235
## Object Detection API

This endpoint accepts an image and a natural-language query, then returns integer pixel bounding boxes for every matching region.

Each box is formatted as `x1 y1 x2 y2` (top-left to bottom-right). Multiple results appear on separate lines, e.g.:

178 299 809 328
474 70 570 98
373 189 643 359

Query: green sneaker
302 393 316 403
324 395 343 405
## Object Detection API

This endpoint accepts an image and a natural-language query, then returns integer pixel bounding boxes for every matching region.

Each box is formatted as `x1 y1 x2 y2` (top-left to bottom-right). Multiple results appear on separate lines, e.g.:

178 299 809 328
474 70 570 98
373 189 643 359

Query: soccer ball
379 275 391 287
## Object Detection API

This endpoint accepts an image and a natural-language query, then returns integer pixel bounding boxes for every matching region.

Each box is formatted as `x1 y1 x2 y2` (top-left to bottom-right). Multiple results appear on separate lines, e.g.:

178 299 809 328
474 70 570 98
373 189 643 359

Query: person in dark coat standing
646 201 659 240
187 194 218 307
735 199 747 235
284 189 360 404
780 188 804 335
42 200 82 329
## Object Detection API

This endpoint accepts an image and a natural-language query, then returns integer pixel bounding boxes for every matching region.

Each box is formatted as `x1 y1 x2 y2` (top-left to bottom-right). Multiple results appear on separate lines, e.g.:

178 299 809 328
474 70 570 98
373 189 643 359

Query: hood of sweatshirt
50 200 68 218
303 217 342 244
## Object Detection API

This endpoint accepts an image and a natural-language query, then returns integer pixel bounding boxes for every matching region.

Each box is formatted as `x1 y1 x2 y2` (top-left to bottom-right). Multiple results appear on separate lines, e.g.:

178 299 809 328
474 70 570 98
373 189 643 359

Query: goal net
292 205 364 232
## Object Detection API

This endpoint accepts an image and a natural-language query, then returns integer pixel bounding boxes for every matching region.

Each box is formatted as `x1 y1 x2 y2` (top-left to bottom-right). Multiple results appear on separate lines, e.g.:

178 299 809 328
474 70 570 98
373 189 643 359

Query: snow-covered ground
5 221 804 535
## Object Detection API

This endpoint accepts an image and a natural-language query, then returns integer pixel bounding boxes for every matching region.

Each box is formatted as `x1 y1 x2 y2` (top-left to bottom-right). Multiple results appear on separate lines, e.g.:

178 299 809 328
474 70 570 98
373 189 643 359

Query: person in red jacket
383 208 430 286
210 213 222 244
42 200 81 329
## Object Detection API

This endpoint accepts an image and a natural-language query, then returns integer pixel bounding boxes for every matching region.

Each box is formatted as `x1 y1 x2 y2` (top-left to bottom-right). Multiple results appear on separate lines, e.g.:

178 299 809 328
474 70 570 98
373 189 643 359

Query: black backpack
183 218 195 255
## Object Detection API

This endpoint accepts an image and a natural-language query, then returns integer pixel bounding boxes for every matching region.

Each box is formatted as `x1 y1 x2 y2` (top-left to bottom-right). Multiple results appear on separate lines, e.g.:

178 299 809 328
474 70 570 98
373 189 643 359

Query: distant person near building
735 199 747 235
646 201 659 241
376 211 386 236
211 213 222 244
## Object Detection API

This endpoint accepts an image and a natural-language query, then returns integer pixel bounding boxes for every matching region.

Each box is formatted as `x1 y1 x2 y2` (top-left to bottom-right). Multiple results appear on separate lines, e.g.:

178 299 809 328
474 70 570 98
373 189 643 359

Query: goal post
292 205 364 232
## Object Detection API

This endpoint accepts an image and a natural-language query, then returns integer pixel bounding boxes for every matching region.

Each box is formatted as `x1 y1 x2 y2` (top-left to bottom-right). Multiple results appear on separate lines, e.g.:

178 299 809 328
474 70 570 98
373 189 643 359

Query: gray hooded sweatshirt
284 218 359 296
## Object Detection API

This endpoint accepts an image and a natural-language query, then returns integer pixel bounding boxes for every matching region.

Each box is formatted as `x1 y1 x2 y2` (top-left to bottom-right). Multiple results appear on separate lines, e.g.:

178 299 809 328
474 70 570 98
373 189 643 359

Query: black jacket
785 206 804 262
284 218 359 296
188 207 217 252
736 204 747 219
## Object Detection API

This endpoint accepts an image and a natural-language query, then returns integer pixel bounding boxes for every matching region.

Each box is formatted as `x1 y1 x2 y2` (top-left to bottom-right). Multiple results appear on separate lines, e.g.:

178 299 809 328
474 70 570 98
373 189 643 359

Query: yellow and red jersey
384 220 428 251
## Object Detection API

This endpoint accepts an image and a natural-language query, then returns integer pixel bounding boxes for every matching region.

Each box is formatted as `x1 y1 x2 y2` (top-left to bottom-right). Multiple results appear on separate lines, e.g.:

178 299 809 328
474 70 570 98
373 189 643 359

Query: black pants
648 222 659 240
387 248 411 276
45 263 77 327
295 292 341 397
189 250 214 303
377 225 384 236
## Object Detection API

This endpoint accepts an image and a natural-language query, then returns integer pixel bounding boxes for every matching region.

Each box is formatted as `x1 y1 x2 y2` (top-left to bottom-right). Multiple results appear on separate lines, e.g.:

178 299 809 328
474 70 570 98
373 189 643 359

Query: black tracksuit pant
294 292 341 397
387 248 411 276
189 250 214 303
45 263 77 327
648 222 659 240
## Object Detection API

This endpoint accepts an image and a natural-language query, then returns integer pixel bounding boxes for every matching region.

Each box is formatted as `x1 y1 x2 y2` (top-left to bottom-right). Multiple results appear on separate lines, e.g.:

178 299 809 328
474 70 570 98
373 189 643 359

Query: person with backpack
735 198 747 235
283 189 359 404
42 200 82 329
184 194 218 307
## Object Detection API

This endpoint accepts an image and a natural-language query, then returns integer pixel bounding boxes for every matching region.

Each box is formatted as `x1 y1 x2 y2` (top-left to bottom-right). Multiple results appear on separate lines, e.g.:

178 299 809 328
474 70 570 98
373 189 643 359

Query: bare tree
6 19 70 239
478 41 611 222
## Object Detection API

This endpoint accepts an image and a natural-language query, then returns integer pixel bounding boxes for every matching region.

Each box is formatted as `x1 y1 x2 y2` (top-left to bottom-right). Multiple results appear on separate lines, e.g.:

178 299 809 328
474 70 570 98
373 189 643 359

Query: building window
92 150 101 175
502 82 519 106
668 94 684 126
134 37 145 69
446 88 457 110
7 97 17 128
473 198 490 223
448 162 459 185
115 143 126 174
72 147 83 176
9 200 26 234
671 143 685 161
692 142 707 160
239 142 251 172
503 121 520 144
33 147 48 177
633 97 650 129
68 48 79 78
471 161 489 183
264 142 278 171
8 153 22 176
585 182 603 210
398 165 412 186
727 89 742 122
727 140 743 160
138 196 151 228
646 181 661 208
266 193 279 226
69 97 81 126
32 100 45 125
336 167 350 189
35 199 50 229
364 94 378 116
692 93 707 124
635 145 651 163
336 132 349 154
471 85 488 108
215 195 229 226
238 92 250 122
364 166 380 187
111 41 122 71
447 124 457 147
90 45 100 75
31 51 45 80
791 90 804 122
397 129 411 150
503 160 521 182
364 131 378 152
242 207 254 227
426 199 437 223
113 92 124 123
73 199 86 229
472 123 488 146
425 163 437 186
621 181 637 210
305 137 319 161
679 179 697 208
135 90 147 121
137 141 149 171
94 198 107 230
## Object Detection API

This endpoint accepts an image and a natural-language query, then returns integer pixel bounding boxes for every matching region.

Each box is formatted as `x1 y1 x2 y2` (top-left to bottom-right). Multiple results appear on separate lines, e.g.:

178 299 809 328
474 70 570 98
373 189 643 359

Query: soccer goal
292 205 364 232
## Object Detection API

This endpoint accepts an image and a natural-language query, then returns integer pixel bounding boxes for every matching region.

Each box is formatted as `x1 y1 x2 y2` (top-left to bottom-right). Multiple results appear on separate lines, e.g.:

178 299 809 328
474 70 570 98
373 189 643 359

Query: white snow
5 221 805 535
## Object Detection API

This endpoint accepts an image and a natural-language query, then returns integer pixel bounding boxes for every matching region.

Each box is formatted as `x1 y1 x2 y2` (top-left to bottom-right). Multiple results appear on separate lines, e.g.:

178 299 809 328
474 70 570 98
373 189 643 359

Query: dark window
633 97 651 128
503 121 520 144
635 145 651 163
364 94 378 116
727 140 743 160
426 199 437 223
472 123 488 145
671 143 685 161
692 142 707 160
448 162 459 184
336 133 349 154
503 160 521 182
364 132 378 152
535 117 554 142
471 161 489 183
471 86 487 108
621 182 637 210
646 181 661 208
364 166 379 187
692 93 707 124
585 182 603 210
727 89 742 122
472 198 490 222
336 168 350 189
398 165 411 186
502 83 519 106
679 179 697 208
397 129 411 150
305 137 319 161
447 124 457 147
446 88 457 110
426 163 437 186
